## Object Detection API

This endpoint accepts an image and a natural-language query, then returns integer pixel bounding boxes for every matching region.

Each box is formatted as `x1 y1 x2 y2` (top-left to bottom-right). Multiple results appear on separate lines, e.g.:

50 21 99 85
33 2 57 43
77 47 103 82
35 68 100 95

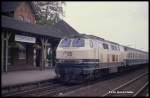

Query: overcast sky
63 2 148 52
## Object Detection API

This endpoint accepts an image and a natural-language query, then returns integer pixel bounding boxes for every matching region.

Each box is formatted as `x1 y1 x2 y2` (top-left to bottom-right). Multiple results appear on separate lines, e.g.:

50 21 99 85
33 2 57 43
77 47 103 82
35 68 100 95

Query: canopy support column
2 31 11 72
1 32 4 72
41 37 48 70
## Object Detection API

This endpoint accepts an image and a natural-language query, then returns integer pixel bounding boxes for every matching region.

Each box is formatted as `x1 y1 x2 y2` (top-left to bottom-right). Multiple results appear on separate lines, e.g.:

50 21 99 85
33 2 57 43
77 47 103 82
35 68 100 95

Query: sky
63 1 148 52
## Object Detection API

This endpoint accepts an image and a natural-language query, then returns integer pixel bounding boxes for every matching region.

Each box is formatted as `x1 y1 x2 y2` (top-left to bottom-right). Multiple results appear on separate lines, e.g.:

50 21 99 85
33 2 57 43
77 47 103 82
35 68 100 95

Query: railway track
2 74 111 97
102 72 148 97
133 82 149 97
2 66 148 97
28 76 110 96
31 84 82 96
2 79 60 96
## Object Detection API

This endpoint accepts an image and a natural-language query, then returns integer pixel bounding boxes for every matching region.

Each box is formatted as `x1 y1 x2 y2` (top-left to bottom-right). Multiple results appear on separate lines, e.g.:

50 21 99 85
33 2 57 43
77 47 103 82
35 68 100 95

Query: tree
32 1 65 25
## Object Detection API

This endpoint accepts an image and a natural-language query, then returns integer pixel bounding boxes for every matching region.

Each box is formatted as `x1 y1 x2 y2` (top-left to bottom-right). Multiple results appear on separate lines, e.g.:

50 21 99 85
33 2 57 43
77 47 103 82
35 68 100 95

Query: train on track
55 34 148 83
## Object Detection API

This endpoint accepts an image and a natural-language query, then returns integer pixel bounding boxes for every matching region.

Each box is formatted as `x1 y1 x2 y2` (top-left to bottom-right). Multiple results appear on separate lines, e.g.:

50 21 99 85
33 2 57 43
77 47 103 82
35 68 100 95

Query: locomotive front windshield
59 38 71 47
59 38 85 47
72 38 85 47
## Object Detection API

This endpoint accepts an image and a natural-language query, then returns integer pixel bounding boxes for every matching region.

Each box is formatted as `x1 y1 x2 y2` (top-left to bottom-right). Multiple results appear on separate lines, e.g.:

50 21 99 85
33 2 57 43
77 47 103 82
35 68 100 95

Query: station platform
1 68 56 88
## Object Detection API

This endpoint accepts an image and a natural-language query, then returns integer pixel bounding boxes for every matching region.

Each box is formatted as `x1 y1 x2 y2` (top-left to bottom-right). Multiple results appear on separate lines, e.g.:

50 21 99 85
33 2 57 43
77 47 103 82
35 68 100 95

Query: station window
25 17 31 23
18 43 26 60
16 15 24 21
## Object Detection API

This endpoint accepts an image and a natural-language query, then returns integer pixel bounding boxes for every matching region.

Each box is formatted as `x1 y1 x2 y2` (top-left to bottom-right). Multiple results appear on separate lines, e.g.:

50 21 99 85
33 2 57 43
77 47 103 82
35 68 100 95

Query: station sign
15 34 36 43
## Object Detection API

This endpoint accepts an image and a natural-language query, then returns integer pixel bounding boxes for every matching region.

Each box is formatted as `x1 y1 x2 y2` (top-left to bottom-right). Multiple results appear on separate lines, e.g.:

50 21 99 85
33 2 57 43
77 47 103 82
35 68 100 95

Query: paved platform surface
2 68 56 87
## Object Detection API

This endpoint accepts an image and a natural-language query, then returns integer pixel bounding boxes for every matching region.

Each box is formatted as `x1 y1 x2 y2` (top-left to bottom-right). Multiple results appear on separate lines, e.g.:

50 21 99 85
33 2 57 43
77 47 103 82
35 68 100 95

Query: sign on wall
15 34 36 43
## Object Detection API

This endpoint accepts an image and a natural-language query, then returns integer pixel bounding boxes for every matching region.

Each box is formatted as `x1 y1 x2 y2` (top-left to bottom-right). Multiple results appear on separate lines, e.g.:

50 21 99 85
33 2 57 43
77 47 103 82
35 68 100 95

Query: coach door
107 54 110 63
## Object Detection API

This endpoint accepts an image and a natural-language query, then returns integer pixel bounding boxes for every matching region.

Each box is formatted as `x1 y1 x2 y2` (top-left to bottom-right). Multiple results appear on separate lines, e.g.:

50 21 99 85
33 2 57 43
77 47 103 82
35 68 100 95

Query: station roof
53 20 80 37
1 1 36 16
2 16 79 38
2 1 21 12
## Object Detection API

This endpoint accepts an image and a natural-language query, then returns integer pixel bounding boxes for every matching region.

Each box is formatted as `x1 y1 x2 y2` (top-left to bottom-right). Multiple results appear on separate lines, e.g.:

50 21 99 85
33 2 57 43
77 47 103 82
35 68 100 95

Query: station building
1 1 79 72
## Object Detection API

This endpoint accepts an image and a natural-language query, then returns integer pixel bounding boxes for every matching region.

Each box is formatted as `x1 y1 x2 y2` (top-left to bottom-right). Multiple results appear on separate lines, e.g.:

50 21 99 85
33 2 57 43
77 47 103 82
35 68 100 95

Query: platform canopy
2 16 80 38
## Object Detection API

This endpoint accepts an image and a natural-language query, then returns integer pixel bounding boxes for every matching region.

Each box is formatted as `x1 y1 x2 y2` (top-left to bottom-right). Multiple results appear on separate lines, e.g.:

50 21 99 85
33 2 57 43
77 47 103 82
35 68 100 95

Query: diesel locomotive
55 34 148 83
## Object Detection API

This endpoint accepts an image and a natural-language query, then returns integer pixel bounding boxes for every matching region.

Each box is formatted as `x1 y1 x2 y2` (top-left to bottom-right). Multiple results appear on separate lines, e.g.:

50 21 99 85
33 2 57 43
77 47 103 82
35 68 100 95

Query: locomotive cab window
72 38 85 47
59 38 71 47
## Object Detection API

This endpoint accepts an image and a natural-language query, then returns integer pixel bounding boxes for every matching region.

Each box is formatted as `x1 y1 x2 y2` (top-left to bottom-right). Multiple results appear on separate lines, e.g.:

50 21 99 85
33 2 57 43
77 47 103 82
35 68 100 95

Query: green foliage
33 1 65 26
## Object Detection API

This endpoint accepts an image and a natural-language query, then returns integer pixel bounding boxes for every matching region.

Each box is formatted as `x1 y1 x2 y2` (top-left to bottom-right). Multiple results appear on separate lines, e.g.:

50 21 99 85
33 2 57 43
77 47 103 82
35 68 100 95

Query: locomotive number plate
63 51 72 56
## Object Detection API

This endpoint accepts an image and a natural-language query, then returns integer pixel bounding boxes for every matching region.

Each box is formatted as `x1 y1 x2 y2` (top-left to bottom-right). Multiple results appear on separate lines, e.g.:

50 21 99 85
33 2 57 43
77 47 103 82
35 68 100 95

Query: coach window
90 40 93 48
112 55 115 61
124 47 127 51
98 41 101 48
117 46 120 51
128 53 130 58
129 53 131 58
116 55 118 61
115 46 117 50
111 45 114 50
103 43 109 49
131 53 133 59
127 53 129 58
113 46 116 50
139 54 141 59
112 55 113 61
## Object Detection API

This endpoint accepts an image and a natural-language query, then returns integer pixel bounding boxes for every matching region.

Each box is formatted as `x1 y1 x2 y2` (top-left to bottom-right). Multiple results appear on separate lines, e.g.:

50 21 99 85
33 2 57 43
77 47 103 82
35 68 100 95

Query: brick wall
14 2 36 24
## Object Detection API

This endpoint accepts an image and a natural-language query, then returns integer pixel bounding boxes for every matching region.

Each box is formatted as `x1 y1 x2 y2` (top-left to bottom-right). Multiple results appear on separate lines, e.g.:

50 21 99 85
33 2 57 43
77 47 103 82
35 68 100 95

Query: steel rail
133 82 149 97
3 81 60 96
102 72 148 96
